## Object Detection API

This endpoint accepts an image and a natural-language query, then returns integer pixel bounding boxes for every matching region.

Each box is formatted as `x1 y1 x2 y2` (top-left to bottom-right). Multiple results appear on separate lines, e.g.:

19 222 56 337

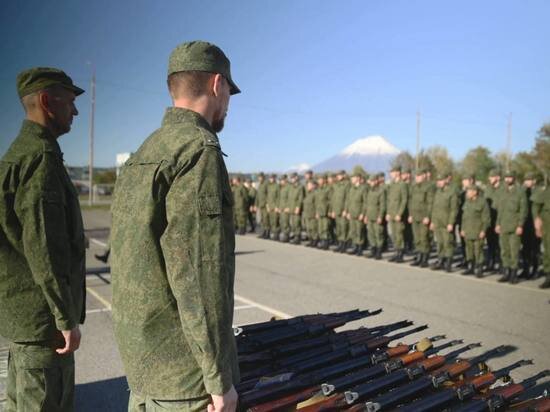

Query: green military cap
280 174 287 180
338 169 346 175
258 172 265 177
504 170 516 178
524 172 536 180
352 165 365 177
463 173 475 180
417 167 428 175
290 172 298 178
465 184 479 192
321 172 329 179
488 168 501 177
270 173 277 178
17 67 85 98
391 165 402 172
305 169 313 174
378 172 385 178
436 172 447 180
402 167 411 174
326 172 334 178
168 40 240 95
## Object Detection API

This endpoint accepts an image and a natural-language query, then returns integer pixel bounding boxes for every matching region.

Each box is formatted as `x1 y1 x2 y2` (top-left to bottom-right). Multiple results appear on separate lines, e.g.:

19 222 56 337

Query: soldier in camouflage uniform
331 170 350 253
460 185 490 277
315 173 332 250
408 168 435 267
1 68 86 412
401 168 414 253
521 172 541 279
346 166 368 256
485 169 503 273
496 170 528 284
456 174 474 268
303 179 318 247
244 178 256 233
110 41 240 412
255 172 269 238
288 172 305 244
430 172 459 272
386 166 409 263
232 176 249 235
326 172 336 244
532 185 550 288
266 173 280 240
364 173 387 259
278 174 291 242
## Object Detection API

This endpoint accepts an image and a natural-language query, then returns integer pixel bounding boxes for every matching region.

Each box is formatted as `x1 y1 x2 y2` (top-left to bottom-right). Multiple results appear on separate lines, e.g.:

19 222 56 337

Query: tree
492 150 511 171
416 150 435 174
425 145 454 174
93 170 117 185
533 123 550 179
391 151 415 170
511 151 539 180
460 146 496 182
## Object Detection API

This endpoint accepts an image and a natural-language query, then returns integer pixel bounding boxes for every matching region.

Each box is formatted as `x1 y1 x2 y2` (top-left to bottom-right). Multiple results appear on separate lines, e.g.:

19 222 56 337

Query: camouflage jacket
330 180 349 215
386 181 408 218
409 181 435 222
531 186 550 224
314 185 331 217
496 184 528 233
364 185 387 221
303 189 316 219
0 120 86 342
110 108 239 399
266 181 280 210
255 180 268 208
346 184 368 219
461 195 490 239
431 185 459 227
288 183 305 211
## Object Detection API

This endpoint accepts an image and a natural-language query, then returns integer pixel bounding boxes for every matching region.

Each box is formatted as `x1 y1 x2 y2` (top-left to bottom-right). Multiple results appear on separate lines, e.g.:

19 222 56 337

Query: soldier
301 169 314 231
244 178 257 233
386 166 409 263
521 172 541 279
346 166 368 256
364 173 387 259
266 173 280 240
460 185 490 276
331 170 350 253
278 174 291 242
532 184 550 288
408 168 435 267
254 172 269 238
110 41 240 411
456 174 475 268
485 169 503 273
326 172 336 244
401 167 414 253
303 179 318 247
496 170 528 284
288 172 305 244
430 172 459 272
232 176 249 235
315 173 332 250
1 68 86 411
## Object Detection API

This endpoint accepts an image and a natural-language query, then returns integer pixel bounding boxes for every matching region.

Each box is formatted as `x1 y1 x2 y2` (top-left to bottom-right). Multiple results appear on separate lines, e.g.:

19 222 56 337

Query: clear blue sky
1 0 549 172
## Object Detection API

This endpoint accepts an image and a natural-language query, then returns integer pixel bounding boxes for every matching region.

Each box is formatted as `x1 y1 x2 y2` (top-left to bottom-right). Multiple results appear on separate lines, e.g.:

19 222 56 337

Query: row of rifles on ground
230 166 550 289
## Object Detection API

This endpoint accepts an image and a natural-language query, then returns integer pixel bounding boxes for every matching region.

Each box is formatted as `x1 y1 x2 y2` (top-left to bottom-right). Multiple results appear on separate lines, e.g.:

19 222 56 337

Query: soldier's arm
426 185 435 218
161 146 235 396
518 189 528 228
397 183 408 217
482 199 491 230
380 188 387 219
14 152 78 331
449 191 459 226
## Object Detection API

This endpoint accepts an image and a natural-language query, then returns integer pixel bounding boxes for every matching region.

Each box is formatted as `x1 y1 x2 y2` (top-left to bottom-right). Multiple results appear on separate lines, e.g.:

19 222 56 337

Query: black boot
475 264 484 278
445 258 453 273
540 274 550 289
342 241 351 253
430 258 444 271
356 245 363 257
509 268 519 284
462 261 474 275
410 253 421 266
368 247 377 258
95 250 110 263
420 253 429 268
322 240 329 250
375 247 382 260
264 230 271 239
389 251 398 262
498 268 511 282
395 250 404 263
333 241 342 253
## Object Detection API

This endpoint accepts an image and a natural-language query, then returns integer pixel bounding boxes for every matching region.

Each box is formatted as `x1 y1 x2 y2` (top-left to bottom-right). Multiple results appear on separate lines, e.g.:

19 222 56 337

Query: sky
1 0 549 172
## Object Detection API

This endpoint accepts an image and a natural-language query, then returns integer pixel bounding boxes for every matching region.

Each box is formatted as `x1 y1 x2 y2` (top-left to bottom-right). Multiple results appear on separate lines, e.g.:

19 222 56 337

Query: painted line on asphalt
86 307 112 314
235 294 292 319
234 305 255 310
90 238 108 248
86 286 112 311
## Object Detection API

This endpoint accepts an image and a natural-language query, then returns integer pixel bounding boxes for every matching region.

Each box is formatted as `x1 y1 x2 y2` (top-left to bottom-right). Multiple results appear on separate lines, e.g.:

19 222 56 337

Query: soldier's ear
37 91 55 118
211 74 226 98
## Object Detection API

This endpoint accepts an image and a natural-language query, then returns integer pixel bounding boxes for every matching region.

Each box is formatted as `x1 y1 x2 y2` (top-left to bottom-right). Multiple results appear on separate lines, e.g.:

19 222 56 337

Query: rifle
364 345 514 412
452 370 550 412
240 328 431 409
508 394 550 411
397 359 533 412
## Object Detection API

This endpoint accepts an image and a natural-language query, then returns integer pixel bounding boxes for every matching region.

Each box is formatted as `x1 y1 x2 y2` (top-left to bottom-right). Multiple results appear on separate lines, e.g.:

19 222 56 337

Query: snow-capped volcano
313 135 401 173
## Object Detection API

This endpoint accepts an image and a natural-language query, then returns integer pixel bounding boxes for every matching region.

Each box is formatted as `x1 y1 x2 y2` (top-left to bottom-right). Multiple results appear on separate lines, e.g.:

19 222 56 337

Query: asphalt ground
1 208 549 411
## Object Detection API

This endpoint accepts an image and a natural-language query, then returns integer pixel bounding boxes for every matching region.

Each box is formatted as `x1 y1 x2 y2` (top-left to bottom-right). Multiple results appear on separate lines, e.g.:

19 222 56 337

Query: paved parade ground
1 209 549 411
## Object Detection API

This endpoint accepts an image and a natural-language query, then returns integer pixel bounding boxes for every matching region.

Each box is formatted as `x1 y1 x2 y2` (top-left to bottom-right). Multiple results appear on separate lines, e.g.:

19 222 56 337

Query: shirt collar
21 120 63 159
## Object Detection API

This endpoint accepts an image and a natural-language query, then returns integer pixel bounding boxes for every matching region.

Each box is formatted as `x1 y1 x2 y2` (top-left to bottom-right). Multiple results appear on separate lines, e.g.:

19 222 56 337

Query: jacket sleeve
379 189 387 218
426 185 435 218
160 146 236 396
15 152 78 331
518 189 528 228
448 190 459 226
481 199 490 231
397 183 408 217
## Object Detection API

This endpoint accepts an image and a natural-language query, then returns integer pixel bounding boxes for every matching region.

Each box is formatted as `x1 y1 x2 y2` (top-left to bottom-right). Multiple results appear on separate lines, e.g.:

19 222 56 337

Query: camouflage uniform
266 176 280 240
461 187 490 276
288 175 305 244
331 172 350 252
278 176 291 241
303 183 318 246
346 168 368 255
409 174 435 267
1 68 86 412
364 177 387 259
232 180 249 235
484 171 503 272
386 172 409 262
314 175 331 249
430 178 459 271
255 174 268 237
246 180 257 233
531 186 550 288
111 41 241 408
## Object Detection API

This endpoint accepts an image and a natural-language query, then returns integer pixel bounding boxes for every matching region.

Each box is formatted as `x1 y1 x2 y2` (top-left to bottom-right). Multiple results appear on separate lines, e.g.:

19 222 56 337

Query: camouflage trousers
317 217 330 240
268 211 280 234
6 341 75 412
434 226 455 258
465 238 484 265
280 212 291 235
348 217 365 246
499 232 522 269
389 220 405 250
367 220 384 248
235 210 247 231
412 220 431 253
290 214 302 237
306 218 318 241
128 392 210 412
334 216 349 242
258 207 267 228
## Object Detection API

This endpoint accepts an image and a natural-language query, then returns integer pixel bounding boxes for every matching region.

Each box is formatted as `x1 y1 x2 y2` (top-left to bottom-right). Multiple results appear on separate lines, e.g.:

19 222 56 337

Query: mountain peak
340 135 400 158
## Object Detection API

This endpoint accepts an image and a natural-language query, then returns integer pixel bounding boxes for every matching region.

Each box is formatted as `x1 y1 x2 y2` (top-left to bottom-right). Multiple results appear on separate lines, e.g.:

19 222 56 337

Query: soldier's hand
536 228 543 238
422 217 430 225
376 217 382 225
515 226 523 236
479 231 486 239
395 215 401 222
495 225 501 234
408 216 413 224
460 230 465 237
56 327 81 354
208 385 238 412
447 224 454 232
429 223 435 231
385 214 391 222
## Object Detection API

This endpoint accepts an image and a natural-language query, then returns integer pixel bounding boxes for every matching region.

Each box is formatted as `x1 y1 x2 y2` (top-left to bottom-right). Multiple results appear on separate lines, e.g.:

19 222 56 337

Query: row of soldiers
231 167 550 289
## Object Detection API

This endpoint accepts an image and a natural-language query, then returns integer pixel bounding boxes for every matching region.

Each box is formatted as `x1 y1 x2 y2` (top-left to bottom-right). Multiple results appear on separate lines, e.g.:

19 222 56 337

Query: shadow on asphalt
235 250 265 256
76 376 129 411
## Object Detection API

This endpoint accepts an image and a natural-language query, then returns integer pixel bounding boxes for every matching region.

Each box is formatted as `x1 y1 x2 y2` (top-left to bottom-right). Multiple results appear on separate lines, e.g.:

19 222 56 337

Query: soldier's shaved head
167 71 214 99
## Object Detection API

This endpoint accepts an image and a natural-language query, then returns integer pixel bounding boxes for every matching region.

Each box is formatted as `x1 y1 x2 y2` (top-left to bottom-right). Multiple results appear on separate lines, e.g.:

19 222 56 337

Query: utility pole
88 65 96 206
506 113 512 171
415 110 421 171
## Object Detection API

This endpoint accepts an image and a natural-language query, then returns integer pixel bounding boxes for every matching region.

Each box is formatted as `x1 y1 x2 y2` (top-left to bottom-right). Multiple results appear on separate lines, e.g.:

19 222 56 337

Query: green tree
459 146 496 182
425 145 454 174
511 151 539 180
533 123 550 180
93 170 117 184
416 149 435 174
391 151 415 170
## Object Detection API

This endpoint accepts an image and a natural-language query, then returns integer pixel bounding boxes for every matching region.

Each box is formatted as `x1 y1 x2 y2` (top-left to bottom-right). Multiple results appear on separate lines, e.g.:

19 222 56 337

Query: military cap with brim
436 173 448 180
402 168 412 174
391 165 402 172
466 184 479 192
17 67 84 98
290 172 298 178
488 168 501 177
504 170 516 178
168 41 240 95
524 172 536 180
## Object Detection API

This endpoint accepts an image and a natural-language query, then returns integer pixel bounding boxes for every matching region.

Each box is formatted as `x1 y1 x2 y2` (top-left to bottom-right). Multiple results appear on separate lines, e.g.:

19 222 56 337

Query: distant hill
313 135 400 174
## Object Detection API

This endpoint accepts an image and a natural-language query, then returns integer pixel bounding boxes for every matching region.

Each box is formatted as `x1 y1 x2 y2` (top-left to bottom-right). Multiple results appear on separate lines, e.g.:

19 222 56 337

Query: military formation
233 166 550 289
